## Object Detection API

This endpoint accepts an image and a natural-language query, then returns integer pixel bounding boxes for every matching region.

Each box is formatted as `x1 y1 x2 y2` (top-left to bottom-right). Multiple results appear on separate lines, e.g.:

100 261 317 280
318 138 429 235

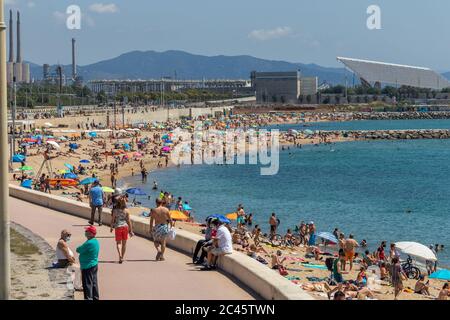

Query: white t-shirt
216 225 233 253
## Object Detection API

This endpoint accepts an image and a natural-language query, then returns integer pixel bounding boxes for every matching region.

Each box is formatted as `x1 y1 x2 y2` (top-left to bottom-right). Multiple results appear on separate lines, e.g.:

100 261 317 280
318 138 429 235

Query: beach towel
306 276 328 282
301 264 328 270
285 275 301 281
286 268 303 272
256 256 268 265
285 257 306 262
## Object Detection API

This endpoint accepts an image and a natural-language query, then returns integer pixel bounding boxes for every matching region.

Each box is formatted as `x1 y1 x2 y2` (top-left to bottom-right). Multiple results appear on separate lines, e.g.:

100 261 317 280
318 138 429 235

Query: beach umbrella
64 163 74 171
63 173 78 179
304 129 314 136
395 241 437 261
162 146 171 152
80 159 90 164
182 203 192 211
225 212 238 220
47 140 60 149
69 143 79 150
58 169 69 174
317 232 338 244
169 210 189 221
19 166 33 171
207 214 231 224
429 269 450 281
102 186 115 193
20 179 33 189
88 132 97 138
58 136 68 141
79 177 98 185
126 188 146 196
12 154 26 163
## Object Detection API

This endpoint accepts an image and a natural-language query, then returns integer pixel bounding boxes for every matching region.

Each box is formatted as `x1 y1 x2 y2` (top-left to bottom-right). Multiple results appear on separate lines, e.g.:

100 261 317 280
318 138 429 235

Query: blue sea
122 119 450 266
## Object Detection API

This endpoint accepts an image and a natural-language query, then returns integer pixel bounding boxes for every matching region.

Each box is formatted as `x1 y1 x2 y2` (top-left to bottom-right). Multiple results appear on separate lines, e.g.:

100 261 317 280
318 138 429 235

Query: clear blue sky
5 0 450 71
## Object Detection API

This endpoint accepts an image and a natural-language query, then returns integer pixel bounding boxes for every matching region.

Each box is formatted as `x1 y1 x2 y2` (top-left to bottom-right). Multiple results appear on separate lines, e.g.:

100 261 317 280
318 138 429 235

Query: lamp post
0 0 11 300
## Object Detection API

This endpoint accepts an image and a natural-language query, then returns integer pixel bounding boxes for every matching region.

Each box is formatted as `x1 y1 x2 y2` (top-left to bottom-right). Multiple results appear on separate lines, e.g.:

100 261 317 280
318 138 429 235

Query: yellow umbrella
226 212 238 220
102 187 115 193
169 210 189 221
58 169 69 174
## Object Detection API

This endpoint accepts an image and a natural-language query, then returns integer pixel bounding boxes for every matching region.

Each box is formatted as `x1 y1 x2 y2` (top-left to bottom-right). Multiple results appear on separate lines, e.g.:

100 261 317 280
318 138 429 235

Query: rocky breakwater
349 129 450 140
351 111 450 120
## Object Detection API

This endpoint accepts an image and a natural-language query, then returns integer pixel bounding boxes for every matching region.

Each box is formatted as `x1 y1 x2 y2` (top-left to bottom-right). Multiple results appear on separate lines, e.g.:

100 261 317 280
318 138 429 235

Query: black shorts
270 225 276 233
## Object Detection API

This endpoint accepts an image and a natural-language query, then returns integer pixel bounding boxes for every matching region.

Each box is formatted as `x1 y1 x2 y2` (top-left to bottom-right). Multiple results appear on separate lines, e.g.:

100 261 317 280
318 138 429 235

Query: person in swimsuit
149 198 173 261
438 283 449 300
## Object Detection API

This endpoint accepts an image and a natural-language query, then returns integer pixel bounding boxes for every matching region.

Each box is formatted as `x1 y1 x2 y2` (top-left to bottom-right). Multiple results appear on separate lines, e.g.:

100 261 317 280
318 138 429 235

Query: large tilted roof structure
337 57 450 90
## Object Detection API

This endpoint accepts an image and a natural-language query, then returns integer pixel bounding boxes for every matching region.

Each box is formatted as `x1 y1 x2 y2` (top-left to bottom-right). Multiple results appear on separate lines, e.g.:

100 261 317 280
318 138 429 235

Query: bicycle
401 256 421 280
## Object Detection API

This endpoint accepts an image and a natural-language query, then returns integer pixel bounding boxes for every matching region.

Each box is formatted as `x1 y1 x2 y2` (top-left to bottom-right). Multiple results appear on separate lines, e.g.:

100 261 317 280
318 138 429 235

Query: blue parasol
64 163 74 171
429 269 450 281
79 177 98 185
20 179 33 189
63 173 78 179
12 154 26 163
80 159 90 164
206 214 231 224
88 132 97 138
316 232 338 244
125 188 146 196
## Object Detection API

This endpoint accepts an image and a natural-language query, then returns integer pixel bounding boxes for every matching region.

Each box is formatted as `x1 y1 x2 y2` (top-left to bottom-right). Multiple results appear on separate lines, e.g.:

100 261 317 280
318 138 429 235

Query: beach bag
168 228 176 241
278 266 288 276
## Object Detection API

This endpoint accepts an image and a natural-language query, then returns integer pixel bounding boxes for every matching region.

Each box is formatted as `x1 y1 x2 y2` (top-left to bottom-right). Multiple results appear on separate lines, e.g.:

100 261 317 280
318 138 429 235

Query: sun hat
113 188 124 196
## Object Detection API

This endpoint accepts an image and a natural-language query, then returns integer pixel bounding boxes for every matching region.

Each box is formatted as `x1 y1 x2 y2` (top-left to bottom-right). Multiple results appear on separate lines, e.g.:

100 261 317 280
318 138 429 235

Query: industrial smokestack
72 38 77 80
9 10 14 63
16 11 22 63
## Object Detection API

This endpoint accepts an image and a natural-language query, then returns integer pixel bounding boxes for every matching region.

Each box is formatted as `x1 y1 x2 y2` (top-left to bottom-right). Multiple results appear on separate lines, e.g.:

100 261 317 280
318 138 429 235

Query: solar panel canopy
337 57 450 90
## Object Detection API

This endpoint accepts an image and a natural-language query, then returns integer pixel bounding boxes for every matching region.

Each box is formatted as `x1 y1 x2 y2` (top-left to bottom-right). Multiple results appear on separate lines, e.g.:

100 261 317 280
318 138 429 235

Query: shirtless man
344 234 359 271
149 199 173 261
269 213 277 240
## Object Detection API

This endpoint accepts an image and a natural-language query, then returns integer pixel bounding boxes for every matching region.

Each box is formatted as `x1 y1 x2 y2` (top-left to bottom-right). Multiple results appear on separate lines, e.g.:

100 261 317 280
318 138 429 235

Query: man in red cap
76 226 100 300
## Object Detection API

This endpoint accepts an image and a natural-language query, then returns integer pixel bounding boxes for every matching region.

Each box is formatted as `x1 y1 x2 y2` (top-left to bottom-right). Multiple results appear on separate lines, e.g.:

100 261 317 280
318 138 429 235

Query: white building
337 57 450 90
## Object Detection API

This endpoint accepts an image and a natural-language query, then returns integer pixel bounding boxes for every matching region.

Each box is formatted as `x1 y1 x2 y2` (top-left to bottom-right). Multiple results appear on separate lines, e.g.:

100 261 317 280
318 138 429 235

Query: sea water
122 120 450 266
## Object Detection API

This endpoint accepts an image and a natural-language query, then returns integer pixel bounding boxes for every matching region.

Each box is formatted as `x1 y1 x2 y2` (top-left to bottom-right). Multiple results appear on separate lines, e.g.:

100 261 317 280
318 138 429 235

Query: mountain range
27 50 450 85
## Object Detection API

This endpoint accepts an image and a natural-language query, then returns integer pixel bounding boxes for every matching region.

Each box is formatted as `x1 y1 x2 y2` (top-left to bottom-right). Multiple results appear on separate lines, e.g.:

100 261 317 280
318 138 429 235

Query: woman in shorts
110 197 134 263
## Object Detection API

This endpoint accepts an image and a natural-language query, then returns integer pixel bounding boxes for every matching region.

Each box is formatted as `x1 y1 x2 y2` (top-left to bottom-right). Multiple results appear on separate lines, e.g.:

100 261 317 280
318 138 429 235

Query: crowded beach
9 111 450 301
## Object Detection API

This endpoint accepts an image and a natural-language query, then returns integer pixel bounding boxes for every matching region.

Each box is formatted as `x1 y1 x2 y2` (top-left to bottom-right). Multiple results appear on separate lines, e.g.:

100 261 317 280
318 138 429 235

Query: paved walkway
10 197 258 300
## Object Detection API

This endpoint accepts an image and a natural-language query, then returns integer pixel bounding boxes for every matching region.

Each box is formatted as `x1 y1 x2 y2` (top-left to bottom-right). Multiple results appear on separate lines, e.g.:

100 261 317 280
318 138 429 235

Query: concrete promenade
9 197 258 300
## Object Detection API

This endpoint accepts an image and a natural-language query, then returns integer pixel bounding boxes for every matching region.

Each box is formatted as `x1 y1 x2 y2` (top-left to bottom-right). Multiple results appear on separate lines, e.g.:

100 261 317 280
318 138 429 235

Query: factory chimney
72 38 77 80
16 11 21 63
9 10 13 63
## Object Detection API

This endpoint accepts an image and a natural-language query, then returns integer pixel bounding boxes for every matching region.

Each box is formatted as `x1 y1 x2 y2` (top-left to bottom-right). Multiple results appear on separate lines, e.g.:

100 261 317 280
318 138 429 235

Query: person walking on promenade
89 181 105 226
149 198 173 261
76 226 100 300
110 196 134 263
